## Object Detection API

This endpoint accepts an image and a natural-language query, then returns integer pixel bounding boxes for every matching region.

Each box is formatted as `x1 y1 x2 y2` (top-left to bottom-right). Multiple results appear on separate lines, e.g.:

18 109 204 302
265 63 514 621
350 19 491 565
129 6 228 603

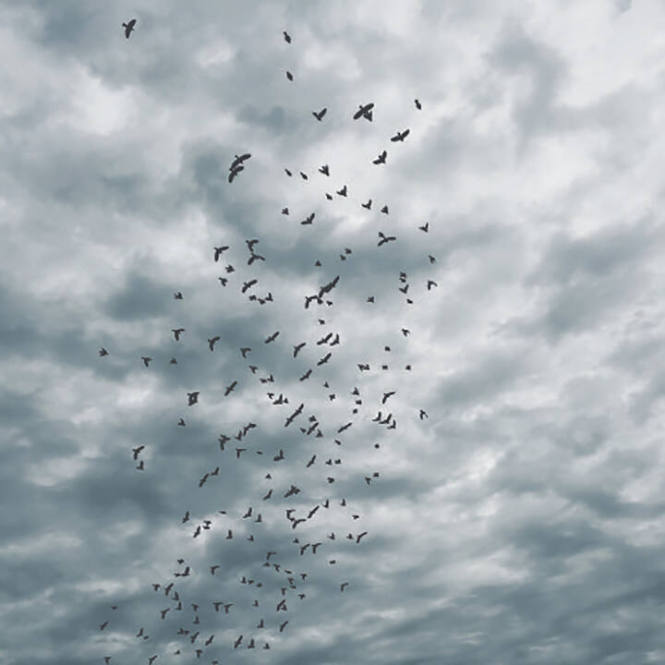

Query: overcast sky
3 1 665 663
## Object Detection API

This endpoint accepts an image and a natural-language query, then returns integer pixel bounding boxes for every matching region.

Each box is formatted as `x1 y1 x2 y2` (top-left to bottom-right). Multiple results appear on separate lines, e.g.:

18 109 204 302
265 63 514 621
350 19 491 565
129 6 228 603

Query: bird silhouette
228 164 244 183
187 391 199 406
132 445 144 460
336 185 348 197
286 71 293 81
265 331 279 343
98 347 109 357
230 153 251 170
373 150 387 165
283 30 292 43
353 102 374 120
318 164 330 176
122 19 136 38
415 98 422 109
173 291 183 299
361 199 372 210
377 231 396 246
136 460 144 471
141 356 152 367
391 128 411 142
213 246 229 262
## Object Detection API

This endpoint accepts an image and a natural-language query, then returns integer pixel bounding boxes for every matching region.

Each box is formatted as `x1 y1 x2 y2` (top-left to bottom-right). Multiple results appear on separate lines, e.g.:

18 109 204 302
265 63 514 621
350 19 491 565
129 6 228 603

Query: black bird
401 328 410 336
299 369 312 381
122 18 136 38
187 391 199 406
279 620 288 632
318 352 332 366
230 153 252 170
240 347 251 358
427 279 438 290
377 231 396 246
265 331 279 343
242 279 258 293
419 409 428 420
132 445 144 460
177 418 186 426
262 489 272 500
284 168 292 176
300 171 308 180
382 391 396 404
301 212 315 225
318 164 330 175
286 71 294 81
99 621 108 631
136 460 144 470
213 246 229 262
325 193 333 200
373 150 387 165
353 102 374 120
340 582 349 592
361 199 372 210
415 98 422 110
283 30 292 43
218 277 228 286
293 342 306 358
224 381 237 396
306 454 316 468
281 207 289 215
98 347 109 357
419 222 429 232
312 107 327 121
234 635 243 649
235 448 246 459
172 328 185 341
228 164 244 183
248 252 265 265
336 185 348 197
208 336 220 351
141 356 152 367
173 291 183 299
391 128 410 142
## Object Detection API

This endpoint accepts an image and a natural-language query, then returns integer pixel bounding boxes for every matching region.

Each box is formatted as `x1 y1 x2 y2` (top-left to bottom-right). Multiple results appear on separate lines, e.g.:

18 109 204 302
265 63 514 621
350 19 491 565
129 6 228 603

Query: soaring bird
98 347 109 356
208 336 220 351
283 30 291 43
419 222 429 232
172 328 185 341
336 185 348 197
286 71 293 81
122 19 136 38
264 330 279 343
312 107 327 121
293 342 306 358
318 164 330 175
234 635 243 649
373 150 387 165
213 246 229 262
361 199 372 210
353 102 374 120
132 445 144 460
187 391 199 406
141 356 152 367
377 231 396 247
230 153 251 170
224 381 237 396
415 98 422 110
300 212 315 225
228 164 244 183
391 128 410 142
174 291 183 299
241 279 257 293
99 621 108 631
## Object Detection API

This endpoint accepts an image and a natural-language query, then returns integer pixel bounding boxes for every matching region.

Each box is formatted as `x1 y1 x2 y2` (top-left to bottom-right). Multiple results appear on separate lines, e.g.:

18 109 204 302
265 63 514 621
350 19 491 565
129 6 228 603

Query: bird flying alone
312 107 327 121
353 102 374 121
122 19 136 38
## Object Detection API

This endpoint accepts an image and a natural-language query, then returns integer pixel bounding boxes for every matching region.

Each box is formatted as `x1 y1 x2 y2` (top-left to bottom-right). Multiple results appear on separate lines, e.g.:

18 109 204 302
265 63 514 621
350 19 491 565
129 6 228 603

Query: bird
319 164 330 175
265 331 279 343
419 409 428 420
361 199 372 210
283 30 291 43
234 635 243 649
218 277 228 287
293 342 306 358
213 246 229 262
241 279 257 294
336 185 348 197
174 291 183 299
312 106 328 121
99 621 108 631
286 71 294 81
299 369 312 381
135 460 144 471
415 98 422 110
391 128 411 142
427 279 438 290
373 150 387 165
224 380 237 396
141 356 152 367
279 620 289 632
132 445 145 460
122 19 136 38
148 657 157 665
172 328 185 341
356 531 368 543
210 565 219 575
317 352 332 366
300 171 308 180
208 336 220 351
98 347 109 357
382 391 396 404
401 328 410 337
177 418 186 427
301 212 315 225
418 222 430 233
340 582 349 592
187 391 199 406
377 231 396 246
230 153 252 170
353 102 374 120
240 347 251 358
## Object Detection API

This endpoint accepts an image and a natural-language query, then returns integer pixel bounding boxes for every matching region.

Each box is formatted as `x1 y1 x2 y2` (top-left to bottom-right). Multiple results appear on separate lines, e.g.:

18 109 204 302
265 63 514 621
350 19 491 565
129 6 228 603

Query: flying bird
122 19 136 38
373 150 387 165
98 347 109 357
336 185 348 197
132 445 144 460
265 331 279 343
353 102 374 121
208 336 220 351
318 164 330 175
228 164 244 183
283 31 291 43
230 153 251 170
419 222 429 232
377 231 396 247
391 128 410 142
174 291 183 299
415 98 422 109
361 199 372 210
187 392 199 406
293 342 306 358
141 356 152 367
241 279 258 293
286 71 294 81
213 246 229 262
224 381 237 396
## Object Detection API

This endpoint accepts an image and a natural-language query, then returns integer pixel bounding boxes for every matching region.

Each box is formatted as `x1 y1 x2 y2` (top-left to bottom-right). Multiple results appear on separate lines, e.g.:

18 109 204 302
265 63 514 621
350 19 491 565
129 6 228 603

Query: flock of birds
95 19 438 663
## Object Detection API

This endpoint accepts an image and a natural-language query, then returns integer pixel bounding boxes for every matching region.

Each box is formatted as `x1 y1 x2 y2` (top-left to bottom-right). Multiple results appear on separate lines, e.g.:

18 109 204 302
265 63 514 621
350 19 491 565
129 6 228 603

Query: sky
2 0 665 663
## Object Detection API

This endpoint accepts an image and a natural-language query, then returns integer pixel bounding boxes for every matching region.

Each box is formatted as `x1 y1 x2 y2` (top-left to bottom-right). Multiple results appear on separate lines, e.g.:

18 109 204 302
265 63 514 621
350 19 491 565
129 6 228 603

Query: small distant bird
340 582 349 591
132 445 144 460
377 231 396 247
319 164 330 175
427 279 438 290
312 107 327 121
299 171 308 180
265 331 279 343
208 336 220 351
415 98 422 110
283 31 291 43
301 212 315 225
210 565 219 575
428 254 437 263
213 246 229 262
174 291 183 299
293 342 306 358
177 418 186 426
286 71 293 81
361 199 372 210
419 409 428 420
172 328 185 341
141 356 152 367
353 102 374 121
187 392 199 406
381 205 389 214
224 381 237 396
373 150 387 165
419 222 429 232
99 347 109 357
391 129 410 142
336 185 348 197
228 165 244 183
122 19 136 39
230 153 251 170
99 621 108 631
234 635 243 649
